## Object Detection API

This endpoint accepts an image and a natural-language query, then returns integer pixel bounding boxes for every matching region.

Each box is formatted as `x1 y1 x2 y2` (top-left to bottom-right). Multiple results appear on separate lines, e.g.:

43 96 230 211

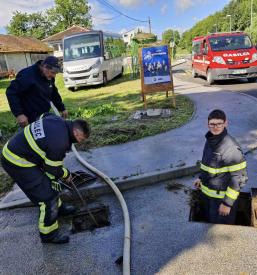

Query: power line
96 0 148 23
92 14 121 21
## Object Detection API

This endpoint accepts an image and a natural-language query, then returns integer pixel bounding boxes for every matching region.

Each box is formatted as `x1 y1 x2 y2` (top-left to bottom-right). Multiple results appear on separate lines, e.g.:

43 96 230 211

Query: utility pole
148 16 152 34
250 0 253 37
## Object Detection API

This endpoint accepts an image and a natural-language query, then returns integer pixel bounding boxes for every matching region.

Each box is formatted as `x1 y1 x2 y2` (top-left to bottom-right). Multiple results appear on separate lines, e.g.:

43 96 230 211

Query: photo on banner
142 45 171 85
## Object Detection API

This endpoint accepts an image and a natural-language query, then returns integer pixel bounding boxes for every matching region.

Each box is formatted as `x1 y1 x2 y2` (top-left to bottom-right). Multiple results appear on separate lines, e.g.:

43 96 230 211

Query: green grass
0 73 194 151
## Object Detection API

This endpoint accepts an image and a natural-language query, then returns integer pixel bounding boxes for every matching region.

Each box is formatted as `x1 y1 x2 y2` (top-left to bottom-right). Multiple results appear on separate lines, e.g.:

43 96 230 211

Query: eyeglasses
208 122 224 128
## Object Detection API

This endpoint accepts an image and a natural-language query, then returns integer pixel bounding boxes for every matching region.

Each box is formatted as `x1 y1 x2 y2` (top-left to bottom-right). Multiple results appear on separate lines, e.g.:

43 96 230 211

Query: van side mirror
104 52 110 60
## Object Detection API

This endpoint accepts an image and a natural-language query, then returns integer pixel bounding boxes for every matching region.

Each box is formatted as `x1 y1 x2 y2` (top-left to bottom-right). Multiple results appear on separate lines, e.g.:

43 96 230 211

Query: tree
7 0 92 39
47 0 92 35
162 29 180 45
6 11 30 37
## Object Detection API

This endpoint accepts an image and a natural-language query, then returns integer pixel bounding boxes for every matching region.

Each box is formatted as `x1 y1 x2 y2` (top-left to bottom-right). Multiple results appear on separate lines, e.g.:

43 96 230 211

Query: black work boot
41 232 69 244
58 203 77 217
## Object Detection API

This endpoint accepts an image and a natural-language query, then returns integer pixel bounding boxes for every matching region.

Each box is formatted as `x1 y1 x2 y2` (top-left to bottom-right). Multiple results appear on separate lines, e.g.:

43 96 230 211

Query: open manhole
72 205 110 233
189 190 251 226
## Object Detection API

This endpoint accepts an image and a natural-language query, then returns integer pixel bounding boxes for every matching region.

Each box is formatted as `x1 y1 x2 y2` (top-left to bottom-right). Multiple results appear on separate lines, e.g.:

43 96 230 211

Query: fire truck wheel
192 68 198 78
207 69 214 85
247 77 257 83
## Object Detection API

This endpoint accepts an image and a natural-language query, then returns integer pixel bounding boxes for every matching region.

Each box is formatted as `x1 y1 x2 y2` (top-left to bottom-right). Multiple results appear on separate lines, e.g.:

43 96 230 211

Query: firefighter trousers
1 156 62 240
200 191 238 225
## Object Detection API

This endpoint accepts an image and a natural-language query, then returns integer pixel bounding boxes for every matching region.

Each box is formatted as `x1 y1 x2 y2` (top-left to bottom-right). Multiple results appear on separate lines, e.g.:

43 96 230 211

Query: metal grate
70 170 97 187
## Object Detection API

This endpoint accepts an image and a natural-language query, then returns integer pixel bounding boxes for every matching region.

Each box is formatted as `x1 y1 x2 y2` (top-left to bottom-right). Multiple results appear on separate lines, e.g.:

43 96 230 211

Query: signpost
139 44 175 109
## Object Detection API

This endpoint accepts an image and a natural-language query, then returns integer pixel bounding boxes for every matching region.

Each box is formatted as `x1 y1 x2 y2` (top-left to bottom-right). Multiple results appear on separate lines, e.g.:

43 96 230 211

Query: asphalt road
173 60 257 97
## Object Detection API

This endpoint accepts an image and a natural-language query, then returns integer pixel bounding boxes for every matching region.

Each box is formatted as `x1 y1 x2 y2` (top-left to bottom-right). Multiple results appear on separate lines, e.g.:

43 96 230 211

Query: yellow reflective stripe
2 143 36 167
62 168 69 178
45 172 55 179
201 183 225 199
227 161 247 172
58 198 62 207
38 202 58 234
225 187 239 200
24 125 64 168
200 161 246 175
45 158 63 167
24 126 45 159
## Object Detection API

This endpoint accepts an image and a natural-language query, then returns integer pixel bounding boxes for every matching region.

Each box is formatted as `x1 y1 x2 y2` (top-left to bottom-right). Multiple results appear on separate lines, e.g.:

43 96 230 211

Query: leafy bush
70 104 118 119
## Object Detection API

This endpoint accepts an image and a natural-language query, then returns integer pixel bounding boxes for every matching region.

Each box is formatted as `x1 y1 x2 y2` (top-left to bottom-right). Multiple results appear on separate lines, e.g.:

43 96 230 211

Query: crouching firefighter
1 113 90 244
194 109 248 225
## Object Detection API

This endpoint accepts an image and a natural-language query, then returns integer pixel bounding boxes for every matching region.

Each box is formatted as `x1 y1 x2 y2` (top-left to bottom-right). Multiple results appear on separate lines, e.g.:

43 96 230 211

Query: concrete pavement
1 75 257 274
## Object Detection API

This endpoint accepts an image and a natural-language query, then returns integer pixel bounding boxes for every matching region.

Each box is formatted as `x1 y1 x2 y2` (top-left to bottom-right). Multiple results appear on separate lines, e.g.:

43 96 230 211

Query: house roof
42 25 91 43
0 35 52 53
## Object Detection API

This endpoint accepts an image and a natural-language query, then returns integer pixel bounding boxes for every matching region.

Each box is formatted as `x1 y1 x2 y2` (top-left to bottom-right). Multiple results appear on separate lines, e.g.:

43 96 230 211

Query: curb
0 165 200 210
62 165 200 200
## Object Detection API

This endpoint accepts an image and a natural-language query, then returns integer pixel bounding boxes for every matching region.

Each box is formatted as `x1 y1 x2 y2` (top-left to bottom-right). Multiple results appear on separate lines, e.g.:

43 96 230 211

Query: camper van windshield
64 34 101 61
208 35 252 51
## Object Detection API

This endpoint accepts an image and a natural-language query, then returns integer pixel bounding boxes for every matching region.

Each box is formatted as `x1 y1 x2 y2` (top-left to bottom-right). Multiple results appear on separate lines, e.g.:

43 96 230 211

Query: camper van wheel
68 87 75 92
192 68 197 78
103 72 107 86
247 77 257 83
207 69 214 85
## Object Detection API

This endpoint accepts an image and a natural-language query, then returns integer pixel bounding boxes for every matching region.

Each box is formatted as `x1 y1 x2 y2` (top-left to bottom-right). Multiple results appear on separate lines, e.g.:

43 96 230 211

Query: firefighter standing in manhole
194 109 248 224
1 113 90 244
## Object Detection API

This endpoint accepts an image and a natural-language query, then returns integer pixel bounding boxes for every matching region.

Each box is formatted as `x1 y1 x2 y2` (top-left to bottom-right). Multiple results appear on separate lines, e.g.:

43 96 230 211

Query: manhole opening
189 190 251 226
72 205 110 233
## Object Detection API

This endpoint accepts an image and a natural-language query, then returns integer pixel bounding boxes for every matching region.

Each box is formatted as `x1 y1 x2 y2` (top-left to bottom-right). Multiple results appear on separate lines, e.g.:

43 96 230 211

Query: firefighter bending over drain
194 109 248 224
1 113 90 244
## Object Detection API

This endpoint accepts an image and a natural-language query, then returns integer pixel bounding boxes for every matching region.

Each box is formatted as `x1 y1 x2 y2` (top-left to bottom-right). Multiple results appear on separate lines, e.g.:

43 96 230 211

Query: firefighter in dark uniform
194 109 247 224
1 113 90 244
6 56 68 128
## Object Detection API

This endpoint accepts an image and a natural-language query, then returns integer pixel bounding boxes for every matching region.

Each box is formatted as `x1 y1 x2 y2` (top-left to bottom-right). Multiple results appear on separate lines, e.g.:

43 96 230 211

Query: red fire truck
191 32 257 84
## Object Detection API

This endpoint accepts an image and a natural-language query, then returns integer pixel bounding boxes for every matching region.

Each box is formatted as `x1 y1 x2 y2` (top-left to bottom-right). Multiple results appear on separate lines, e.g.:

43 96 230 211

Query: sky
0 0 231 37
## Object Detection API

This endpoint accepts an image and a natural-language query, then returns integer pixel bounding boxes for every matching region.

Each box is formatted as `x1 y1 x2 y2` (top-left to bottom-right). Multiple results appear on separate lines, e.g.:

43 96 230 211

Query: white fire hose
51 103 131 275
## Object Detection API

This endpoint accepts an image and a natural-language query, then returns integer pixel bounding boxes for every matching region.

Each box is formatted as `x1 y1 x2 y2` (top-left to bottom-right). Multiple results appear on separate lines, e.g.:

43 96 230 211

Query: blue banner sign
142 45 171 85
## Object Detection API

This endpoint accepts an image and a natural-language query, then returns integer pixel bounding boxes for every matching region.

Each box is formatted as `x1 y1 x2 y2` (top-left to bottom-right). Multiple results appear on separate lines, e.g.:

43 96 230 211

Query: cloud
115 0 156 8
116 0 141 7
161 4 168 15
0 0 53 28
89 1 115 28
175 0 209 12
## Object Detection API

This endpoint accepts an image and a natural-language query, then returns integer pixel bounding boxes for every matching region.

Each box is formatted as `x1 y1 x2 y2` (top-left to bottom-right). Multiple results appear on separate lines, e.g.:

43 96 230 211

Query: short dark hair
208 109 226 121
73 119 90 137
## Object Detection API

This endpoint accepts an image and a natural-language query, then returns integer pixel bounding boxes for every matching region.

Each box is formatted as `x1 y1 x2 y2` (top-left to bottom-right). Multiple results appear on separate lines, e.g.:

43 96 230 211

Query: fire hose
51 102 131 275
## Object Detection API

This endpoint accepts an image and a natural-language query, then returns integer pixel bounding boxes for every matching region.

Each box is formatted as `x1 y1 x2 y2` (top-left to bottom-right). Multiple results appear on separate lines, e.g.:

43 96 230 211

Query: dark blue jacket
200 129 247 207
5 113 75 179
6 61 65 123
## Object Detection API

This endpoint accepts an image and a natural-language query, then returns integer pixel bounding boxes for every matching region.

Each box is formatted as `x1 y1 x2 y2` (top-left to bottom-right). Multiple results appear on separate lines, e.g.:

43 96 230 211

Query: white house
122 28 140 46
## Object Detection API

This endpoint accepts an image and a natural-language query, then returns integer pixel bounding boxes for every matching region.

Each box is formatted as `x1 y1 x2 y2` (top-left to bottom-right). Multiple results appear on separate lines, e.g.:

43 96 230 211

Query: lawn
0 73 194 151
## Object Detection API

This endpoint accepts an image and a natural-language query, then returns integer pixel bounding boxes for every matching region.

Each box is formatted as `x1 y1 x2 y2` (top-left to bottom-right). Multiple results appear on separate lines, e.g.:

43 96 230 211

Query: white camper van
63 30 125 90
